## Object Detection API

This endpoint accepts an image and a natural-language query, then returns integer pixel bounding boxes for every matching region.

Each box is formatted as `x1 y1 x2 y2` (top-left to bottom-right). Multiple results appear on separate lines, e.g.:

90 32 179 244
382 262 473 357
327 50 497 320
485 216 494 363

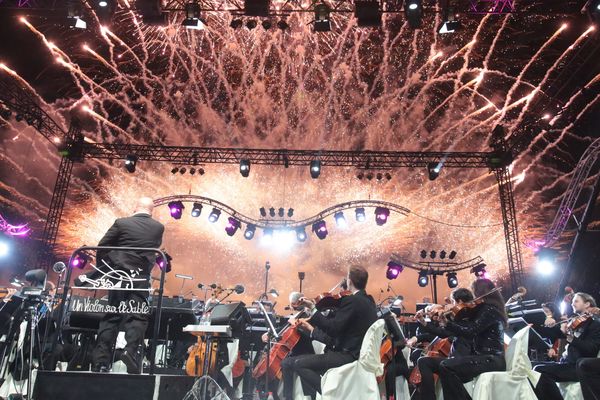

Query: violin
443 287 502 320
566 312 593 331
313 290 353 310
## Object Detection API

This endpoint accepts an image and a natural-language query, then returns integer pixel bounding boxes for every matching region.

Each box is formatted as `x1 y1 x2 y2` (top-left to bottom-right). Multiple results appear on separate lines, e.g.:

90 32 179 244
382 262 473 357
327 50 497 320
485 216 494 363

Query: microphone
234 284 245 294
210 283 217 289
52 262 67 274
265 261 270 270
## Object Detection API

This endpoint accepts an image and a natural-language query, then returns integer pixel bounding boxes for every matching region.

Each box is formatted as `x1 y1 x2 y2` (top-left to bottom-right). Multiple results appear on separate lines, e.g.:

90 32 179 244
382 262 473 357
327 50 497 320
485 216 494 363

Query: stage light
287 208 294 217
179 167 187 174
262 228 274 245
269 288 279 297
70 253 88 269
404 0 422 28
189 167 196 175
587 0 600 22
471 263 487 278
353 208 369 224
156 252 172 272
536 247 558 276
427 162 442 180
269 207 276 217
262 20 272 29
440 250 447 259
99 0 108 6
418 270 429 287
385 173 392 181
124 154 138 173
260 207 267 217
0 240 9 258
225 217 241 236
314 3 331 31
366 172 374 180
376 173 383 181
240 159 250 177
310 160 321 179
183 2 205 30
244 224 256 240
355 0 382 27
449 250 457 259
230 19 243 29
246 20 257 29
312 220 328 240
168 201 185 220
430 250 436 259
191 202 203 217
386 261 403 280
277 20 289 30
208 208 221 223
296 226 307 242
357 172 364 180
334 211 347 228
447 272 458 288
198 168 205 175
374 207 390 225
171 167 179 174
278 207 285 218
420 250 427 259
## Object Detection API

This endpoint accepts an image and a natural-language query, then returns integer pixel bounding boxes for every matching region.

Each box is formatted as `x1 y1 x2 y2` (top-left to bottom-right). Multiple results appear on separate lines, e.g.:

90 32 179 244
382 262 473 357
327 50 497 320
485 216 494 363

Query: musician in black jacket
281 265 378 400
436 278 507 400
533 293 600 400
91 197 165 374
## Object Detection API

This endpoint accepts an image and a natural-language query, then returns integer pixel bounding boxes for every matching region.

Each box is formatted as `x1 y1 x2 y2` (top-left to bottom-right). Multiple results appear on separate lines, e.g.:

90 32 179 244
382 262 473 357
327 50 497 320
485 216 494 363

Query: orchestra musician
533 293 600 400
434 278 507 400
505 286 527 306
91 197 165 374
280 265 377 400
408 287 475 400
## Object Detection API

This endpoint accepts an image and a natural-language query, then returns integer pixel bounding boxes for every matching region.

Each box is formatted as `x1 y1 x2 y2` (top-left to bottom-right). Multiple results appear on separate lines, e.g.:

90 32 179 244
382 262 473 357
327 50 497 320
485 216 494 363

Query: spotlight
587 0 600 22
191 202 203 217
225 217 241 236
179 167 187 174
312 220 328 240
189 167 196 175
355 207 366 222
535 247 558 276
287 208 294 217
168 201 185 220
156 252 172 272
471 263 487 278
262 228 274 245
449 250 457 260
124 154 138 173
386 261 403 280
429 250 436 259
278 207 285 217
269 207 276 217
198 168 205 175
420 250 427 259
334 211 347 228
427 162 442 180
355 0 382 27
246 19 257 29
447 272 458 288
385 173 392 181
404 0 422 28
276 20 289 30
183 2 205 30
0 239 9 258
208 208 221 223
296 226 307 242
357 171 364 180
366 172 374 180
240 159 250 177
376 173 383 181
310 160 321 179
171 167 179 174
418 270 429 287
374 207 390 225
244 224 256 240
262 20 272 29
98 0 108 7
70 253 89 269
260 207 267 217
440 250 447 259
313 3 332 31
230 18 243 29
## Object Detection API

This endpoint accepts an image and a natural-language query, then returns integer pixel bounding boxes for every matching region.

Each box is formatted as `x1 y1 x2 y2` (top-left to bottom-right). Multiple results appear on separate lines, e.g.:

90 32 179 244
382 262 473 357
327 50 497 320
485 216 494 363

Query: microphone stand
263 261 271 301
257 300 279 400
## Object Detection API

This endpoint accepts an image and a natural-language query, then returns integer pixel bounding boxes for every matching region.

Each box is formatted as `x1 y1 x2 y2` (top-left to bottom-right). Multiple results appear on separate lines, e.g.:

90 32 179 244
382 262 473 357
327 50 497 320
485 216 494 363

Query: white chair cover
318 319 385 400
220 338 240 387
472 325 538 400
557 382 583 400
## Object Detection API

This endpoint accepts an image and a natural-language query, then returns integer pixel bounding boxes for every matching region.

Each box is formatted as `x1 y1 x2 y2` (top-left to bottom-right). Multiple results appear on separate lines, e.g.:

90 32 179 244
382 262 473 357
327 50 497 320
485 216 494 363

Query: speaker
210 302 251 333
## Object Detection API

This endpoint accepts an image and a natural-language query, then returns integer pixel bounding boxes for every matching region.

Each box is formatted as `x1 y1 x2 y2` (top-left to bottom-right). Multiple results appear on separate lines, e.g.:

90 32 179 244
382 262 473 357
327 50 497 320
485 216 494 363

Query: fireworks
1 3 599 307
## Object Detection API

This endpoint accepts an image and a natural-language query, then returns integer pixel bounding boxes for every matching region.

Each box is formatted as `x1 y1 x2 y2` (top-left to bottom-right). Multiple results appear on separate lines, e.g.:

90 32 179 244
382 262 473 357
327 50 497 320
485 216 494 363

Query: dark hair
541 302 561 321
574 292 597 308
452 288 474 303
349 265 369 290
471 278 507 325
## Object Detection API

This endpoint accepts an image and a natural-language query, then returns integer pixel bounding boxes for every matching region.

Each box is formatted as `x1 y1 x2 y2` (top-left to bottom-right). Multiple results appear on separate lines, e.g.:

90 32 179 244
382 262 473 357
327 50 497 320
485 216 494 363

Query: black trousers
577 358 600 400
438 354 506 400
532 361 577 400
281 351 354 400
417 356 444 400
92 290 149 366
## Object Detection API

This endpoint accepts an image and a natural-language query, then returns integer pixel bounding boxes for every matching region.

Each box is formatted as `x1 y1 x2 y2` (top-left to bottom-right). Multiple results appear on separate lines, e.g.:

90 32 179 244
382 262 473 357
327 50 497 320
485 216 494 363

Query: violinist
540 301 566 359
577 306 600 400
281 265 377 400
410 287 474 400
435 278 507 400
533 293 600 400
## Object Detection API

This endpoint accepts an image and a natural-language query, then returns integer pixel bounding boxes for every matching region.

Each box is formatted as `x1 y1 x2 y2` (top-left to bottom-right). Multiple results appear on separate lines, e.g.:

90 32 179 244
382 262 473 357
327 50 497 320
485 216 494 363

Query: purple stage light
374 207 390 225
0 214 30 237
386 261 403 280
70 253 88 269
167 201 184 219
312 220 328 240
225 217 241 236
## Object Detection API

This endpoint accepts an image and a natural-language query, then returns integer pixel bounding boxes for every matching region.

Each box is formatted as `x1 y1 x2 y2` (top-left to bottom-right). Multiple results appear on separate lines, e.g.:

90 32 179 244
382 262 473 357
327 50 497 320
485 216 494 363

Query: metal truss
82 142 494 168
154 195 410 228
390 254 485 274
494 166 524 290
469 0 515 14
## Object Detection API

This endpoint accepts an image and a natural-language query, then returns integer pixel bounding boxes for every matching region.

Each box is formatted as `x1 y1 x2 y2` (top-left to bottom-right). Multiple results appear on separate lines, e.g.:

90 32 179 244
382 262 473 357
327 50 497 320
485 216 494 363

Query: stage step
33 371 195 400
